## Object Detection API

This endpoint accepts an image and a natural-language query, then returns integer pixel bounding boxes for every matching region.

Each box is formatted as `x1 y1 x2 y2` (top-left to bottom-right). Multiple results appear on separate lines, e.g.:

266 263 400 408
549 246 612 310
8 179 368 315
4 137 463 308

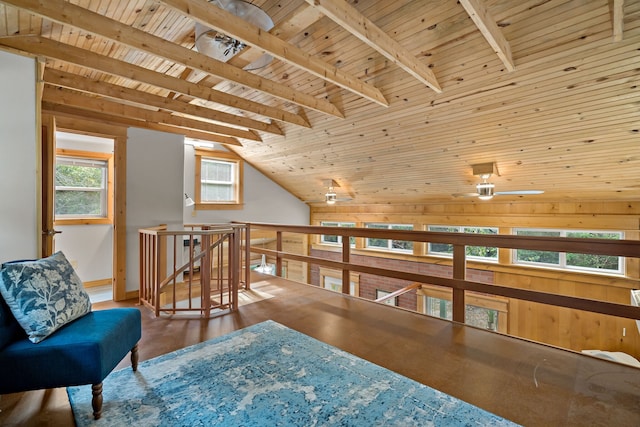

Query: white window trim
512 228 624 274
365 223 414 253
319 221 356 247
427 225 499 262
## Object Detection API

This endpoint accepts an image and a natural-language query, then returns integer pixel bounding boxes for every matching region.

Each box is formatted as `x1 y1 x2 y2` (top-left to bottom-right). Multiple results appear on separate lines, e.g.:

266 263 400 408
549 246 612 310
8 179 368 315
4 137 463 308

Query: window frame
194 149 244 210
512 228 624 274
319 221 356 247
364 223 414 253
427 225 499 262
54 149 113 225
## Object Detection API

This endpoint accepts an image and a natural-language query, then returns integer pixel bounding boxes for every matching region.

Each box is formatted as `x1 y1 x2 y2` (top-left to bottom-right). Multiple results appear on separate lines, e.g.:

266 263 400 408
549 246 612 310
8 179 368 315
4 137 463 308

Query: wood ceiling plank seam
0 35 307 128
158 0 389 107
503 0 605 41
420 30 633 111
510 11 608 53
404 119 639 148
428 52 640 120
408 69 640 124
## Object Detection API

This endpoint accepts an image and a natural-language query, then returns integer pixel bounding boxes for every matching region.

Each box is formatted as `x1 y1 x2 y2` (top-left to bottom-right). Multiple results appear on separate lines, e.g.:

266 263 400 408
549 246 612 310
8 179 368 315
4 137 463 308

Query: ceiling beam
0 36 310 128
612 0 624 42
304 0 442 93
41 101 243 146
459 0 515 72
43 85 244 146
1 0 343 119
212 4 325 88
158 0 389 107
44 69 267 140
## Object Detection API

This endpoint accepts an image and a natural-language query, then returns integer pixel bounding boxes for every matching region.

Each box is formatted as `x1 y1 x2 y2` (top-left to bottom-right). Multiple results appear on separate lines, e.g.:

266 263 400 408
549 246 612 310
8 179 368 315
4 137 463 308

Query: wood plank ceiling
0 0 638 205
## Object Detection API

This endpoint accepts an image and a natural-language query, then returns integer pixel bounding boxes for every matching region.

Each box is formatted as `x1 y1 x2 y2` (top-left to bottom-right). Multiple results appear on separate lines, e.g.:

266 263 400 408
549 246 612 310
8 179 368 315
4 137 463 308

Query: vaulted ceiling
1 0 638 205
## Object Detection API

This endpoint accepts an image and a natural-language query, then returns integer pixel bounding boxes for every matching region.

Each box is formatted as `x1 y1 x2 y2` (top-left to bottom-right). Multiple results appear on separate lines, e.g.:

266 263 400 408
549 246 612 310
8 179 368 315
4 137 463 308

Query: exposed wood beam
612 0 625 42
227 4 325 70
42 102 243 146
158 0 389 107
459 0 515 72
0 35 310 128
44 69 266 140
304 0 441 93
1 0 343 119
43 85 244 146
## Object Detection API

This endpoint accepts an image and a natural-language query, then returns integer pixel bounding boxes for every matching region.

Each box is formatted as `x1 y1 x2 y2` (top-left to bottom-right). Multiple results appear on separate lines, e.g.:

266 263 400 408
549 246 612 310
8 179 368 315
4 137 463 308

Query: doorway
53 131 115 302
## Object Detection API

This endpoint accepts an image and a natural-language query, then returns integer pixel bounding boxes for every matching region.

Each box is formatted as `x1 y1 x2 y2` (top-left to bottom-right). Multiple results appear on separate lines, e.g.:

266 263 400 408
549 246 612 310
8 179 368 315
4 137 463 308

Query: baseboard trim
83 278 112 288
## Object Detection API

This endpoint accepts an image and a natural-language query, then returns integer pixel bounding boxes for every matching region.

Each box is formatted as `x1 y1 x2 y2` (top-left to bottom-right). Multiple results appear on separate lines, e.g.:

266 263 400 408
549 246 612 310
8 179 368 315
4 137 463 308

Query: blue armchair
0 253 142 420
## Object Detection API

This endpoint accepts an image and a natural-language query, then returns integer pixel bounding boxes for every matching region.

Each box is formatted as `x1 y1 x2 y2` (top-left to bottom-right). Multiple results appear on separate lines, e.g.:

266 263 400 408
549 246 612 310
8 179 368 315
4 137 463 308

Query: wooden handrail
374 282 422 304
242 222 640 324
138 224 247 318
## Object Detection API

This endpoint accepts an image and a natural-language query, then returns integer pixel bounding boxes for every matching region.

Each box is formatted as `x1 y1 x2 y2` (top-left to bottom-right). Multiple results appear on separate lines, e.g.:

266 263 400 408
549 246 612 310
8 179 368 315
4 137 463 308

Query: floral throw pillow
0 251 92 343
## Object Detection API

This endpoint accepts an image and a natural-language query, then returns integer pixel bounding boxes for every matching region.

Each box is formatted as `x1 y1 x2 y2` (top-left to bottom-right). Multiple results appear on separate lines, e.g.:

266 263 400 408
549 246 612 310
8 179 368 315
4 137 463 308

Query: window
320 222 356 246
417 285 508 333
195 149 243 209
376 289 398 306
513 229 623 274
55 150 112 224
365 223 413 253
424 297 500 331
319 268 359 296
428 226 498 261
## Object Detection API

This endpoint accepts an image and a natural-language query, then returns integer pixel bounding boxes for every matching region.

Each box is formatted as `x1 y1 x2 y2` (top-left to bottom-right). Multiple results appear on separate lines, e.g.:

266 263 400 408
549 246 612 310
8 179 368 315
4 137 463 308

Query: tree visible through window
428 225 498 260
55 155 108 218
514 229 623 273
365 223 413 252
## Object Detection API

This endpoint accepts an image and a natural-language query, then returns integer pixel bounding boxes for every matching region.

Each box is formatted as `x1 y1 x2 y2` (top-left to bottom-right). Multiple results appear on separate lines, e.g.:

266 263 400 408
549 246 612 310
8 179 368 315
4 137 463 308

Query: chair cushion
0 252 92 343
0 296 23 351
0 308 142 393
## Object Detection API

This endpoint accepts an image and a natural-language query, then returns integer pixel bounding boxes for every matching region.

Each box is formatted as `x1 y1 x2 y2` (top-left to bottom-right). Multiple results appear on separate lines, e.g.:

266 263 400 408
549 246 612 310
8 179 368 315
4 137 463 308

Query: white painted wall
183 143 309 225
54 132 114 283
0 51 37 264
126 128 184 292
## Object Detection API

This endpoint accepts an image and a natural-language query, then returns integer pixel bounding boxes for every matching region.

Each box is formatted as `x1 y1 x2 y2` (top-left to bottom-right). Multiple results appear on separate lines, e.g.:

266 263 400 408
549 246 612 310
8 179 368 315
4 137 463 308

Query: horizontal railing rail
240 222 640 324
139 224 246 318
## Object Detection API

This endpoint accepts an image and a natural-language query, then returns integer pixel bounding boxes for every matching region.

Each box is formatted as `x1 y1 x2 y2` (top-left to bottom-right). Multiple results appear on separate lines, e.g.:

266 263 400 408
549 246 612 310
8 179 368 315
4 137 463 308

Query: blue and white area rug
68 320 517 426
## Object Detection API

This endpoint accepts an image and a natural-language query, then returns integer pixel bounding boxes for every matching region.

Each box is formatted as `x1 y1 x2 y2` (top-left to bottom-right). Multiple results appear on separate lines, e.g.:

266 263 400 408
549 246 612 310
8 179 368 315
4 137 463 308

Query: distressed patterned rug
67 320 517 426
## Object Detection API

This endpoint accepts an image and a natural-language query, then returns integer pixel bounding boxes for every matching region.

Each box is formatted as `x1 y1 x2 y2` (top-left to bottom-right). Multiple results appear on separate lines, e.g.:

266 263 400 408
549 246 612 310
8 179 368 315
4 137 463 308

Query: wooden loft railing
240 222 640 325
138 223 247 318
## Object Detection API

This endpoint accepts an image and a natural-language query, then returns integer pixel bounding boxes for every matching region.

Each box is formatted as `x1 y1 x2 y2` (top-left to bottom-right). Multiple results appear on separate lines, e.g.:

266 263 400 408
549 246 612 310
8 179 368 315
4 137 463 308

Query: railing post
201 228 211 318
244 223 251 290
276 231 283 276
231 226 241 310
452 244 466 324
342 237 350 295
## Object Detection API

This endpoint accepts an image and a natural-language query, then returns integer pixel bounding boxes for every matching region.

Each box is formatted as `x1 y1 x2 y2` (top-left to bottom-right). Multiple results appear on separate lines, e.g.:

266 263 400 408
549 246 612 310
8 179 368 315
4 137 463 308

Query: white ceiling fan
305 179 353 204
453 163 544 200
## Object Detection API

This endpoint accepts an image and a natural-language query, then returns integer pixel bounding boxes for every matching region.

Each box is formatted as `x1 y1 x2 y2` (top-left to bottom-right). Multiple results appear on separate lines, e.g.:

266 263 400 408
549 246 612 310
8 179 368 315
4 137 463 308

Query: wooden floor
2 273 639 426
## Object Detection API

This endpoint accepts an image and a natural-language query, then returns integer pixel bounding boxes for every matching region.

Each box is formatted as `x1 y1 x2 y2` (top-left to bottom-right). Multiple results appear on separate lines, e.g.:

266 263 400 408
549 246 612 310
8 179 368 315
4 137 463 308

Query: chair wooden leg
91 383 103 420
131 343 139 371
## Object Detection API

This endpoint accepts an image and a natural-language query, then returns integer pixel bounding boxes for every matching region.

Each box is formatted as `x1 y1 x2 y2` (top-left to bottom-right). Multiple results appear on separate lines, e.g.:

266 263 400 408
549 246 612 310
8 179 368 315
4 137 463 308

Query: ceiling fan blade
452 192 480 198
494 190 545 195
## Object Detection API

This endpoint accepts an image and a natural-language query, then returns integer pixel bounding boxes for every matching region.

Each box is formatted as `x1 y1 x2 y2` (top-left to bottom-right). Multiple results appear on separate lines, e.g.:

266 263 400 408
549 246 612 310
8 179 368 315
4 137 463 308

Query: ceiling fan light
325 191 337 204
194 0 274 69
476 181 494 200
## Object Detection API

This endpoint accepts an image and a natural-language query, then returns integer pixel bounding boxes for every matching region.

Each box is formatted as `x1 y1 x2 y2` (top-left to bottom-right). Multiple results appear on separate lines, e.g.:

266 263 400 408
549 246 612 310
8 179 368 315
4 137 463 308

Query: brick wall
310 249 494 311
